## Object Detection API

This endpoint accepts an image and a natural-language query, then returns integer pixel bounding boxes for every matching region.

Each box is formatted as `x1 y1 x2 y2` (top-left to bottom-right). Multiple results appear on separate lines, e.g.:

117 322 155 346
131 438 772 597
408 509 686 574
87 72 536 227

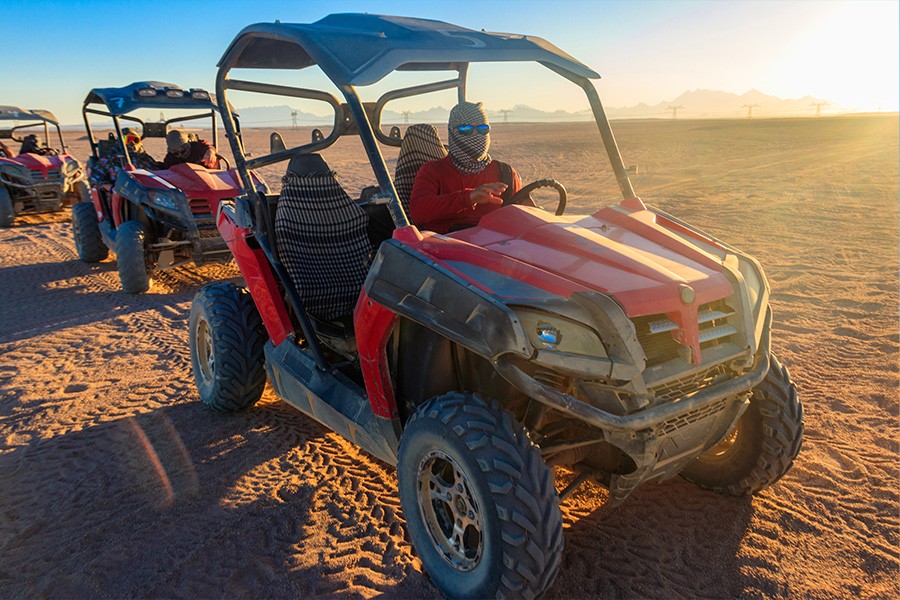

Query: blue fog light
536 323 561 346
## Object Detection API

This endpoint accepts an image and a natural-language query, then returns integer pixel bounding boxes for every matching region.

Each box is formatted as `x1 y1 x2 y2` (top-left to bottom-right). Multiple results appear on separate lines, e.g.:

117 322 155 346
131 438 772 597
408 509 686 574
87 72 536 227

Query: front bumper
497 309 773 504
0 169 83 211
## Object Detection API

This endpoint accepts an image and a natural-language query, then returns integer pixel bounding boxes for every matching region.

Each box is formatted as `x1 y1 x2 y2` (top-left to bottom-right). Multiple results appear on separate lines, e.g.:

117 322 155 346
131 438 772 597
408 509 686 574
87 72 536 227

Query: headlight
149 190 179 211
515 309 607 358
0 163 29 182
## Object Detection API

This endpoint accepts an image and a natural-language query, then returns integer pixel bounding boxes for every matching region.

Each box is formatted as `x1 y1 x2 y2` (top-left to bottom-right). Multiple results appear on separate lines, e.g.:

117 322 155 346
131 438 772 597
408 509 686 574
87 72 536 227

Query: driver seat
274 153 373 324
394 124 447 213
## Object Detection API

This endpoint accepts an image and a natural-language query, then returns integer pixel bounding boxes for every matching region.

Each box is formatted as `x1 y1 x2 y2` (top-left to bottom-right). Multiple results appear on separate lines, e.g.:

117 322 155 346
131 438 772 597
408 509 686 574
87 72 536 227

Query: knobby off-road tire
70 180 91 205
681 354 803 495
398 393 564 600
71 201 108 262
189 283 267 412
115 220 151 293
0 186 14 227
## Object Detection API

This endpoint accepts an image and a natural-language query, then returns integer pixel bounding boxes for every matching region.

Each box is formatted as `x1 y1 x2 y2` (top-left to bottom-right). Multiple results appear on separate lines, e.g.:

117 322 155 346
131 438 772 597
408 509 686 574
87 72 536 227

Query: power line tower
810 102 829 117
742 103 760 119
401 110 411 125
290 110 299 130
667 104 684 119
499 109 511 123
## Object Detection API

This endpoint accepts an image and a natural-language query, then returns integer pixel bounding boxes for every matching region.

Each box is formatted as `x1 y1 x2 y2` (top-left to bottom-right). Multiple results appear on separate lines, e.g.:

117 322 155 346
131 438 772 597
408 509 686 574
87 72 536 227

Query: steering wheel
216 154 230 169
505 178 567 216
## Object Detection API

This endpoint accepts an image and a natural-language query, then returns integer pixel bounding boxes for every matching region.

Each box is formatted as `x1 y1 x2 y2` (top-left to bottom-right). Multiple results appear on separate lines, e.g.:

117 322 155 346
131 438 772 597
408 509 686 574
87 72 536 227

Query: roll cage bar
215 14 636 231
81 82 242 168
0 107 67 151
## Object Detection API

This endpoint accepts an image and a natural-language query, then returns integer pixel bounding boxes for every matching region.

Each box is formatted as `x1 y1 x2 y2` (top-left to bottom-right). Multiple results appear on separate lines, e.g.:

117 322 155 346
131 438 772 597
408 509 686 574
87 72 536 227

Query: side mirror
270 132 286 154
625 164 639 176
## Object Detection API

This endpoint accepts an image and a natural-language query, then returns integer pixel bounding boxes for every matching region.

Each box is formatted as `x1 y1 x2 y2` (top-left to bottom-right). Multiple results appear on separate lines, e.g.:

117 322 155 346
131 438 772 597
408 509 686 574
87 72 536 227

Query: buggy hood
427 204 734 319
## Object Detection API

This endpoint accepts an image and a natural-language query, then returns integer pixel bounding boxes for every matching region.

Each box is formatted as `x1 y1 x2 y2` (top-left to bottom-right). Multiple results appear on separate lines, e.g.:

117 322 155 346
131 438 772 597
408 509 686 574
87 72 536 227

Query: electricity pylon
667 105 684 119
742 103 760 119
810 102 829 117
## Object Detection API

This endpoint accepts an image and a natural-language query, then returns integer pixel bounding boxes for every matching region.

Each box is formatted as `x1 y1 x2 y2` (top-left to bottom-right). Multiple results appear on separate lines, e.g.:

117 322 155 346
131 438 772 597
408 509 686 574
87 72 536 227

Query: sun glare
779 1 899 111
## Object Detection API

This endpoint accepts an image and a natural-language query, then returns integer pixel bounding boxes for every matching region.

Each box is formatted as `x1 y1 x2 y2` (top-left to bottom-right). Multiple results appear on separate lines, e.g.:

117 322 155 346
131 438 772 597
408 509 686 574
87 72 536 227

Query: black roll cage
81 103 241 168
0 119 66 151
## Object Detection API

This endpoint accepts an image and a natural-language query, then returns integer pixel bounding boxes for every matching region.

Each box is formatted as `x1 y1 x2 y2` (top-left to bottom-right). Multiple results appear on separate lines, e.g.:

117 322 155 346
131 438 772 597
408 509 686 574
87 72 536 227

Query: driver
0 140 13 158
409 101 521 233
19 134 57 156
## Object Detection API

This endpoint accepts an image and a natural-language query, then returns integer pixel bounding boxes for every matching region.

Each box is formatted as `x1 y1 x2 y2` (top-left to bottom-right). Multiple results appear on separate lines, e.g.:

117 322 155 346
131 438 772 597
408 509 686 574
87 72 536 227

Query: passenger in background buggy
161 130 220 169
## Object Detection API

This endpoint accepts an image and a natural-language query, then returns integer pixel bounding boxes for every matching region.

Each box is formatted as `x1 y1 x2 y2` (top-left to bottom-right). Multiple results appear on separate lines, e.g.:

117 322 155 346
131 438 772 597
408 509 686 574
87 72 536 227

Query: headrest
286 153 330 177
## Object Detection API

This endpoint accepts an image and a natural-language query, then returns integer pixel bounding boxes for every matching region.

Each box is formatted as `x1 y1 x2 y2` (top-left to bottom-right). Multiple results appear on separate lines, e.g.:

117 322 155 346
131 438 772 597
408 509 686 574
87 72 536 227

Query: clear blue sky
1 0 896 124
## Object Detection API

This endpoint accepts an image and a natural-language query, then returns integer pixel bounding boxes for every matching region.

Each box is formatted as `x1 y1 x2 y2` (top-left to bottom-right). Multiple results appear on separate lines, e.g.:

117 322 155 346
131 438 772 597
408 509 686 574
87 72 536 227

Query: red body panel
129 164 245 214
1 152 71 175
447 204 733 318
217 207 293 345
354 291 400 419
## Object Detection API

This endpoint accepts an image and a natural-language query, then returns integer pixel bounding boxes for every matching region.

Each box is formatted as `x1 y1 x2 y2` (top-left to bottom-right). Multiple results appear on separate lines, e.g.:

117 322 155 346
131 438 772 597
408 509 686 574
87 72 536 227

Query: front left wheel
0 186 14 227
189 283 267 412
398 393 563 599
72 201 108 262
115 220 151 293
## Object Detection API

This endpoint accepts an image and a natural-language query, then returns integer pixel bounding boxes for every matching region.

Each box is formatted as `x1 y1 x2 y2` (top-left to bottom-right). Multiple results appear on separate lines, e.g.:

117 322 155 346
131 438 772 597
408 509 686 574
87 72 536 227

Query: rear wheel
0 186 14 227
398 393 563 599
115 220 151 293
681 354 803 495
189 282 267 412
72 201 108 262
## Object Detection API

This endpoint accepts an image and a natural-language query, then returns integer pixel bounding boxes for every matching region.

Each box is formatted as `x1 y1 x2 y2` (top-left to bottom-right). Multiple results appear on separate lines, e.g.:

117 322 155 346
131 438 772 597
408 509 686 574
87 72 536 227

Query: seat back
393 124 446 213
274 153 372 321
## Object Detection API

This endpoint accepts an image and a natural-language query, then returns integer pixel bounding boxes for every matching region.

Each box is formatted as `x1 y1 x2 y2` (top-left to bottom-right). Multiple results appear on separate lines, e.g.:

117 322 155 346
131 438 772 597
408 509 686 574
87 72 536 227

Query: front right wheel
398 393 563 599
680 353 803 495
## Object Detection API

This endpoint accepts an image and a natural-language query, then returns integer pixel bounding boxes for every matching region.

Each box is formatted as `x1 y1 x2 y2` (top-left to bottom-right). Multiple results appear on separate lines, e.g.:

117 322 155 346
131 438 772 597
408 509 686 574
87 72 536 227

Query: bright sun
779 1 899 111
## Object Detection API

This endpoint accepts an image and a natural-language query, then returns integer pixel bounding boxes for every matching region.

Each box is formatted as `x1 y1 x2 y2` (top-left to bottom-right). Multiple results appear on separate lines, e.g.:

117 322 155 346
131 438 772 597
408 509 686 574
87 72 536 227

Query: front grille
198 227 222 239
632 298 737 366
657 399 727 436
648 363 729 403
632 314 683 365
189 198 213 215
29 168 60 182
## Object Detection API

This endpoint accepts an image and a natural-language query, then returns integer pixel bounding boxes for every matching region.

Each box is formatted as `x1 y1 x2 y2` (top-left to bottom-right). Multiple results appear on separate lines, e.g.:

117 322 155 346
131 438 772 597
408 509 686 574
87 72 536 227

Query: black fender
363 240 532 362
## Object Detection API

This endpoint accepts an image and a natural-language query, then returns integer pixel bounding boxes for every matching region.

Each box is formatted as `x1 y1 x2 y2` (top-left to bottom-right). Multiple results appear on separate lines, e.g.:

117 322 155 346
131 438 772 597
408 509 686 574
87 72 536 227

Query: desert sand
0 115 897 598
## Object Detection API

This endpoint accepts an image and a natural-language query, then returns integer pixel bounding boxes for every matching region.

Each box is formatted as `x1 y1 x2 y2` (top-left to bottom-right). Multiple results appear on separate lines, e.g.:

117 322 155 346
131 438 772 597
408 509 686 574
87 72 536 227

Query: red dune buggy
192 15 803 599
0 106 87 226
73 81 267 293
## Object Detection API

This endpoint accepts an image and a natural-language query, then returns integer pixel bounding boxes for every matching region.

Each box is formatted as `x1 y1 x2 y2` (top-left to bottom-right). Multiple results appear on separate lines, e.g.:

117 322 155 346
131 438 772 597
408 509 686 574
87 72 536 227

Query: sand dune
0 115 897 598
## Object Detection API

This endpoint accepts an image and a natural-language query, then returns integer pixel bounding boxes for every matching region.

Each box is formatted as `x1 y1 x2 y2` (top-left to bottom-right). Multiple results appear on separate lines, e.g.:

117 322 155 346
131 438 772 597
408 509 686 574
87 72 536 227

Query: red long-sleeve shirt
409 156 521 234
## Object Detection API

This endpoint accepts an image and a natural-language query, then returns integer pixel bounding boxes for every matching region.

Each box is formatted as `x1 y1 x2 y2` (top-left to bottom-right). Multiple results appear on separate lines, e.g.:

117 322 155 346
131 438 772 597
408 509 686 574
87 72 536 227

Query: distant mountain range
232 89 834 127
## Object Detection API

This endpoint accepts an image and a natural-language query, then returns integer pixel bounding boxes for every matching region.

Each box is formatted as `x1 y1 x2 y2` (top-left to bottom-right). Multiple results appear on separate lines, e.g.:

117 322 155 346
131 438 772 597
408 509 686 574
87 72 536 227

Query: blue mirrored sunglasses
456 124 490 135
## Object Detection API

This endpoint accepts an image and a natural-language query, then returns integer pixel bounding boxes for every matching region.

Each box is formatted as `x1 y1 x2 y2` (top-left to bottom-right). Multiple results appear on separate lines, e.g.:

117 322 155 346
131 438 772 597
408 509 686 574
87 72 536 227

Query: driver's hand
470 182 507 207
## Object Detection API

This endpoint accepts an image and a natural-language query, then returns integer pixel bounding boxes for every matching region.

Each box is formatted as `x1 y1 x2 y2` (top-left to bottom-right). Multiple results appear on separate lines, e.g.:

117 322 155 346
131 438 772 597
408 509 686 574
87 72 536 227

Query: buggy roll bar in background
82 103 227 168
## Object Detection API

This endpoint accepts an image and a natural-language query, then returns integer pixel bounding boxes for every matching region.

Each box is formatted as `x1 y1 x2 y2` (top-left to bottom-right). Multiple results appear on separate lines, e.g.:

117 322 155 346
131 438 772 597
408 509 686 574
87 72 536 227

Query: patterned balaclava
448 101 491 174
166 130 191 156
